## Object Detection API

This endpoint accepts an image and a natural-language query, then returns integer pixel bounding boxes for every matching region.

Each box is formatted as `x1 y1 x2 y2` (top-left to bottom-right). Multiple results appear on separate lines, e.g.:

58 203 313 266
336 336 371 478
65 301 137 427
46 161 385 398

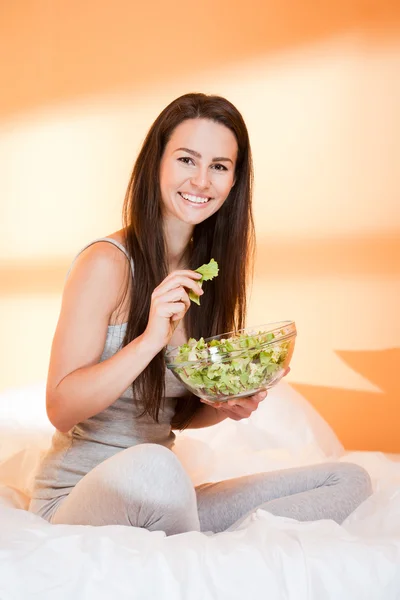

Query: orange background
1 1 399 452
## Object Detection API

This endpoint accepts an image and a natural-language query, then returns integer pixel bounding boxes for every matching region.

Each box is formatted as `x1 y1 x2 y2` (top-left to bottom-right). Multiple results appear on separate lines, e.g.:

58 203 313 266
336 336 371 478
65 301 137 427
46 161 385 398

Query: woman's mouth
178 192 212 205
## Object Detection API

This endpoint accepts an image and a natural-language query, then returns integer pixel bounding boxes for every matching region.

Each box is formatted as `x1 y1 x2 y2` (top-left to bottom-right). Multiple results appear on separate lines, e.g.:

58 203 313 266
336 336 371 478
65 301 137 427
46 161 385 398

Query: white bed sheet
0 381 399 599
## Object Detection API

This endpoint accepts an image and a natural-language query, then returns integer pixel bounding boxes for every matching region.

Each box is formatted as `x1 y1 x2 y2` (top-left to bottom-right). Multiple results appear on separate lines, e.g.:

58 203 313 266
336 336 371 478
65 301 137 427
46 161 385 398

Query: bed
0 381 399 599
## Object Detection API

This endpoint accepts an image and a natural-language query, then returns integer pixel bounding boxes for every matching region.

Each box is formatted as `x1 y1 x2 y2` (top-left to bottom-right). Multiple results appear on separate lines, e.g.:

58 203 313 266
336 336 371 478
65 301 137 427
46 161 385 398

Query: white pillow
0 382 54 497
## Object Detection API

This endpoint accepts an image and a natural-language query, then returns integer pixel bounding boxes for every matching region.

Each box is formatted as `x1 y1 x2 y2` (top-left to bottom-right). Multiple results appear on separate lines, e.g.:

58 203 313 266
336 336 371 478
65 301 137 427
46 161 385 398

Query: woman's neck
164 217 194 272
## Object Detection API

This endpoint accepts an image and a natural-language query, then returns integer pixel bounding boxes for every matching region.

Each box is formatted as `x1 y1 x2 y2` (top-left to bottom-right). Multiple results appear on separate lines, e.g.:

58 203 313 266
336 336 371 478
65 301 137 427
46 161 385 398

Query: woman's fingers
165 270 202 281
164 301 187 318
153 273 204 299
155 286 189 305
201 390 268 420
217 403 255 421
154 288 190 318
226 390 267 408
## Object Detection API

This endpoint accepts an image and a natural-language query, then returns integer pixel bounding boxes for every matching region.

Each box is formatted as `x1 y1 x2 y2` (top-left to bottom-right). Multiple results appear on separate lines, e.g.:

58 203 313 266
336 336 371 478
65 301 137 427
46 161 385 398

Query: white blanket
0 382 399 599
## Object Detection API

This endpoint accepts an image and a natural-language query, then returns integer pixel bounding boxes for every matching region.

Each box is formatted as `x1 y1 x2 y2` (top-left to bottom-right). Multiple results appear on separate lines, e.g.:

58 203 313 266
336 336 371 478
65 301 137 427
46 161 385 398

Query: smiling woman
28 92 372 536
159 119 237 221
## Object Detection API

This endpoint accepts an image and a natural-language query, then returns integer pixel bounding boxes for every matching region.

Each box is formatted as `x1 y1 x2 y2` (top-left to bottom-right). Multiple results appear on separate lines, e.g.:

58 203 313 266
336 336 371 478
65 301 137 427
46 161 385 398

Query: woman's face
159 118 238 226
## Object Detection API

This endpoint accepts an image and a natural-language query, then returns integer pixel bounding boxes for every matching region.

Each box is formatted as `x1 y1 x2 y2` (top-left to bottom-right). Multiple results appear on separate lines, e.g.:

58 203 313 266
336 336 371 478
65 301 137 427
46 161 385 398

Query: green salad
169 330 291 398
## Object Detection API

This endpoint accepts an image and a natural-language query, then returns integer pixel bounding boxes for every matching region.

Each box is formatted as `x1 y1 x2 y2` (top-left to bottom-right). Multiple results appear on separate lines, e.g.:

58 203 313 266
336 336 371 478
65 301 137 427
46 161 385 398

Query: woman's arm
47 244 204 434
180 402 229 429
46 244 158 433
50 334 157 433
177 389 270 430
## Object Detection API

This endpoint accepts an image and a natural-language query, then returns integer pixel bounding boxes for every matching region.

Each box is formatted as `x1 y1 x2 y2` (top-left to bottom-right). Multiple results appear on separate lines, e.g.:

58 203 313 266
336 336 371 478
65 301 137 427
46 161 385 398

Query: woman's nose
190 167 210 189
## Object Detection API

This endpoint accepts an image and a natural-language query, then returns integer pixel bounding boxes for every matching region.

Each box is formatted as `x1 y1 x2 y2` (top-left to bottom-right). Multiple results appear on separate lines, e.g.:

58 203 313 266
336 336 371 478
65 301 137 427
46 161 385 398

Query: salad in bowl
165 321 296 403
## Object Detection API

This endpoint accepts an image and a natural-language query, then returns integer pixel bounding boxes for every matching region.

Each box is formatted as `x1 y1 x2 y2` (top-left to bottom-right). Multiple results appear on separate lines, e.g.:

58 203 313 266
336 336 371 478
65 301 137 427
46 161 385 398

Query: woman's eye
178 157 194 165
178 157 228 172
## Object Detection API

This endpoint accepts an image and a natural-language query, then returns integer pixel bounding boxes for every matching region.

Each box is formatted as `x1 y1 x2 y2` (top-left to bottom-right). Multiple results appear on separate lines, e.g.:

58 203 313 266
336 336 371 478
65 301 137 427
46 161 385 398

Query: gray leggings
40 443 372 535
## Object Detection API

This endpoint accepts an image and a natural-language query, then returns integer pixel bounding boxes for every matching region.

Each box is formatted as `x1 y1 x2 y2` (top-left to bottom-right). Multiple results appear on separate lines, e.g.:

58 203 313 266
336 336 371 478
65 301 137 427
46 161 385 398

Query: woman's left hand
199 367 290 421
200 389 268 420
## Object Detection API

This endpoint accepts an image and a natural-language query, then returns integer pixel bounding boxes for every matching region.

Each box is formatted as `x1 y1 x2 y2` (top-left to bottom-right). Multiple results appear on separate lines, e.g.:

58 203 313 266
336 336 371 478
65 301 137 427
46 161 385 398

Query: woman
29 93 372 535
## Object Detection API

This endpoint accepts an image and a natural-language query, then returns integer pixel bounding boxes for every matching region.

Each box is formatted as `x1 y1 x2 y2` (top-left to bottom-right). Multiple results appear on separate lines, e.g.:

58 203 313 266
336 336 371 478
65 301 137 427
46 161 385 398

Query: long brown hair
120 92 255 429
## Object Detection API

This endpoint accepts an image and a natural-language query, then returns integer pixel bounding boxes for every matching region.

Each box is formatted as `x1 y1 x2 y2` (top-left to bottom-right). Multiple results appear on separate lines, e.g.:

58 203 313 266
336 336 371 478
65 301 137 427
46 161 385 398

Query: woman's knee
101 443 196 509
337 462 373 499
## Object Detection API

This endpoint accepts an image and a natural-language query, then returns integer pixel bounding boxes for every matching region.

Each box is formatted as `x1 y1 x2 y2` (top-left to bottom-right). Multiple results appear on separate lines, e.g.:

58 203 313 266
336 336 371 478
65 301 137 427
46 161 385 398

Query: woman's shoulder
101 229 128 247
67 230 131 290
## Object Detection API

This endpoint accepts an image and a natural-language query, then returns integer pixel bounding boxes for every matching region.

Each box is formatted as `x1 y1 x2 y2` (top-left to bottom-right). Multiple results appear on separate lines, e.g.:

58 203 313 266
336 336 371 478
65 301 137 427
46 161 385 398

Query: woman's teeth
179 192 210 204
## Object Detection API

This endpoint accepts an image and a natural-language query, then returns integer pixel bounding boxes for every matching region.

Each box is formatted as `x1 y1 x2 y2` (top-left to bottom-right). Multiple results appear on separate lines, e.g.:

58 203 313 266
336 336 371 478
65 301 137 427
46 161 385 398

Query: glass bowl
164 321 296 403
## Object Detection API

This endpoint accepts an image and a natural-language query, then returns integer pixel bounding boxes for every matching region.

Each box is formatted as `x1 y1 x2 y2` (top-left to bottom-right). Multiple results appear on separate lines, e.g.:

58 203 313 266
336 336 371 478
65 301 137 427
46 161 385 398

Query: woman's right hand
142 270 204 353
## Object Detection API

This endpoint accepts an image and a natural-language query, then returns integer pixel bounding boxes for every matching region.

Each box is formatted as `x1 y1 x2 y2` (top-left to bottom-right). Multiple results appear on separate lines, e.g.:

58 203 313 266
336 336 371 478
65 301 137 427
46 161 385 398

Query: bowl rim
164 320 296 367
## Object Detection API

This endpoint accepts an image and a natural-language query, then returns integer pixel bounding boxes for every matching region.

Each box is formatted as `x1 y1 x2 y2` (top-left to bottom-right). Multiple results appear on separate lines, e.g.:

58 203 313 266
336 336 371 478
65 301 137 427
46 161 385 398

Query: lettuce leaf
189 258 219 305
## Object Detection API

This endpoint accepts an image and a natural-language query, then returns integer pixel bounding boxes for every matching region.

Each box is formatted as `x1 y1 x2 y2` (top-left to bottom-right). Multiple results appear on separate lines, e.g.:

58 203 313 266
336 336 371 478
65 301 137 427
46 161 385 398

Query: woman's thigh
51 443 200 535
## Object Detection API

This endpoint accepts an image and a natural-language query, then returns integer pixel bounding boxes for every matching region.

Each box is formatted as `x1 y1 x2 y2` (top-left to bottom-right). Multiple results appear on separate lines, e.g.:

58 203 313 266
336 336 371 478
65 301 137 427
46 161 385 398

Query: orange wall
0 1 399 452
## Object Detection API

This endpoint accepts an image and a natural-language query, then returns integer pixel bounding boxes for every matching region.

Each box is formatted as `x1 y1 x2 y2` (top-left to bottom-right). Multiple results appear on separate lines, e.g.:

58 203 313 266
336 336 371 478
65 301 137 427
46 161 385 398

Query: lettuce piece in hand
189 259 219 305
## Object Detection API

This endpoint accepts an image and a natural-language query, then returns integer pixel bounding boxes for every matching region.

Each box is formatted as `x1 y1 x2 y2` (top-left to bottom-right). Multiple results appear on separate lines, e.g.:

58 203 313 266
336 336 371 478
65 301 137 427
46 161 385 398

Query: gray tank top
31 237 188 502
